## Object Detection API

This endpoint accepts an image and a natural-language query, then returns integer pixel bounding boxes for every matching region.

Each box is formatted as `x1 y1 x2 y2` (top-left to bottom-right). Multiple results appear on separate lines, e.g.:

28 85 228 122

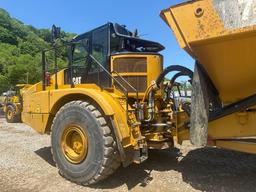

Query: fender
46 88 132 145
49 88 115 116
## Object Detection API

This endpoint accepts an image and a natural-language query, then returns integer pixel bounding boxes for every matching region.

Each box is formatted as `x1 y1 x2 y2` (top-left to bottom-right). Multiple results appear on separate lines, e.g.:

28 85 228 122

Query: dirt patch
0 118 256 192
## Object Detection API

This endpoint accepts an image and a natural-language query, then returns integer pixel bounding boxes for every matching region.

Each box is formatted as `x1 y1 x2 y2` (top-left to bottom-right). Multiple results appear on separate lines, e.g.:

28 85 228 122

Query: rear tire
51 100 120 185
5 104 20 123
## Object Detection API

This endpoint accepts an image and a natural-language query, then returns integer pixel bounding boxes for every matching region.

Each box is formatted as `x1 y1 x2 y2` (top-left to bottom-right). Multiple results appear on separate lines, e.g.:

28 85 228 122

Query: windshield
112 23 165 53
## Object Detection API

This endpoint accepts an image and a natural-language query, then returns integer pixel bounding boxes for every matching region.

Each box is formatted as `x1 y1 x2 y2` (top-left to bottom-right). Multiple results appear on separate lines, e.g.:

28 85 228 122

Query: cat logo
72 77 81 85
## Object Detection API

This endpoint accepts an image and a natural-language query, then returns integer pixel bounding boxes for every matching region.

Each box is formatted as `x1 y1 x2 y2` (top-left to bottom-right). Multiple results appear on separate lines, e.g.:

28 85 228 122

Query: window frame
69 23 112 87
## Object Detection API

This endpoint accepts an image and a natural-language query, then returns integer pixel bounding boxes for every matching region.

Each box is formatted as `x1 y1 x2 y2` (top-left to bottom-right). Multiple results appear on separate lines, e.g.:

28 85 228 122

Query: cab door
87 25 110 88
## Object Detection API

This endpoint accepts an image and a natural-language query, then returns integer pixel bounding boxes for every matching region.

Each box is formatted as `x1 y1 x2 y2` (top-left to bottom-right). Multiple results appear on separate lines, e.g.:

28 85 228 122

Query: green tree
0 8 75 94
0 74 9 93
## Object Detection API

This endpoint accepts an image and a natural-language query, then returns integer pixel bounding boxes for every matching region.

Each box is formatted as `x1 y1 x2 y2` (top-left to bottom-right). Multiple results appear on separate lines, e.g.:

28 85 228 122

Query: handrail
88 55 128 96
89 54 133 125
111 70 139 104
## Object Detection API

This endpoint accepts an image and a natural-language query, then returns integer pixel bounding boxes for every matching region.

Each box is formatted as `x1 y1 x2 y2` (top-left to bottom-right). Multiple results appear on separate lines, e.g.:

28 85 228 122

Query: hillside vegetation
0 8 74 94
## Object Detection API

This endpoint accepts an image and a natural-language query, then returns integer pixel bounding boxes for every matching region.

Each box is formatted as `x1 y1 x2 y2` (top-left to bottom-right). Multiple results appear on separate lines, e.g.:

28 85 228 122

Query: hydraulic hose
155 65 193 88
168 71 192 90
142 65 193 123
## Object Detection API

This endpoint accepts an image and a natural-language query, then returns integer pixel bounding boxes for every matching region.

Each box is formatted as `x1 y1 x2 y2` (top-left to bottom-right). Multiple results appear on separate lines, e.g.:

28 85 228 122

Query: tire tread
51 100 120 185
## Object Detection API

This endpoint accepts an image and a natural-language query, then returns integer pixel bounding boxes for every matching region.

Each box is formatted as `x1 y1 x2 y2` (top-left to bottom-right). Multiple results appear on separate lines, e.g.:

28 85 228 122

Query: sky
0 0 194 70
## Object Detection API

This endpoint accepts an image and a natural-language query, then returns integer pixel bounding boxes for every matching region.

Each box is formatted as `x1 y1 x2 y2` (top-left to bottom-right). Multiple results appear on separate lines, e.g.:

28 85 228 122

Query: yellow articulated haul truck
16 23 193 185
5 0 256 185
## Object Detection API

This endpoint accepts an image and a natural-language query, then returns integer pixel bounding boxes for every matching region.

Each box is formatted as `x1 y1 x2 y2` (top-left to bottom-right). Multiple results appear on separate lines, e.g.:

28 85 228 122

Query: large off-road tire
5 104 20 123
51 100 120 185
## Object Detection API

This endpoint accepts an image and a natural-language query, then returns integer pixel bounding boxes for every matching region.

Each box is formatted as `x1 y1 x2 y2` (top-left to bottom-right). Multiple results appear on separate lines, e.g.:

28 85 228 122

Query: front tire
51 100 120 185
5 104 20 123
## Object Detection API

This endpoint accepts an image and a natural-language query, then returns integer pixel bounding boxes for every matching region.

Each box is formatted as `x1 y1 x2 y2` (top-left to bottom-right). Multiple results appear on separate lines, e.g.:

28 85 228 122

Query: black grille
113 57 148 92
115 76 147 92
113 57 147 73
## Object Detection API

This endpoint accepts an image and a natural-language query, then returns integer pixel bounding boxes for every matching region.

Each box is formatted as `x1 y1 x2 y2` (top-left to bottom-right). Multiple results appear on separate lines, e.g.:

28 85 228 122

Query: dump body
161 0 256 103
161 0 256 152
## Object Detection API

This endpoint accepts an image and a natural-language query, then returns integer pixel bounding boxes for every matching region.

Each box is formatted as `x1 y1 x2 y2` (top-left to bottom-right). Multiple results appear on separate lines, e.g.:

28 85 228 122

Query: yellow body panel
22 113 49 134
216 140 256 155
22 90 49 133
161 0 256 103
175 111 190 144
208 112 256 139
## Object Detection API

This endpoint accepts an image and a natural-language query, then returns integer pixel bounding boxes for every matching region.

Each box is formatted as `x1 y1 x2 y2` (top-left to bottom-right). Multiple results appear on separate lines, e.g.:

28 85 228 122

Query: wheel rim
61 125 88 164
7 110 13 120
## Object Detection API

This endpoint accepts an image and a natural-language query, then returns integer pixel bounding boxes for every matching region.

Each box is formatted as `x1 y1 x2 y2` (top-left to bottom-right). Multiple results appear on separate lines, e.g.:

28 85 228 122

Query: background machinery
3 84 30 123
5 0 256 185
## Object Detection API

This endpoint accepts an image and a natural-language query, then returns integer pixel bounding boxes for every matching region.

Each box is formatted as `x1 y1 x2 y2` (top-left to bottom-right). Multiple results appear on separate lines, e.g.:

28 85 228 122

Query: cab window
91 26 108 72
73 39 89 67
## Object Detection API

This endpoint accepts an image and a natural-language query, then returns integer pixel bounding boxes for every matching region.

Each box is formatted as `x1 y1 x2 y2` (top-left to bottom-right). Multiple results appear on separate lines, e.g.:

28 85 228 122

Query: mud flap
190 64 209 147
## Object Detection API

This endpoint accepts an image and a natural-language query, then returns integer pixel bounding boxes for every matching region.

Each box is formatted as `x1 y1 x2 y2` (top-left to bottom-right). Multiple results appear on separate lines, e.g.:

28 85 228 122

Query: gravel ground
1 117 256 192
